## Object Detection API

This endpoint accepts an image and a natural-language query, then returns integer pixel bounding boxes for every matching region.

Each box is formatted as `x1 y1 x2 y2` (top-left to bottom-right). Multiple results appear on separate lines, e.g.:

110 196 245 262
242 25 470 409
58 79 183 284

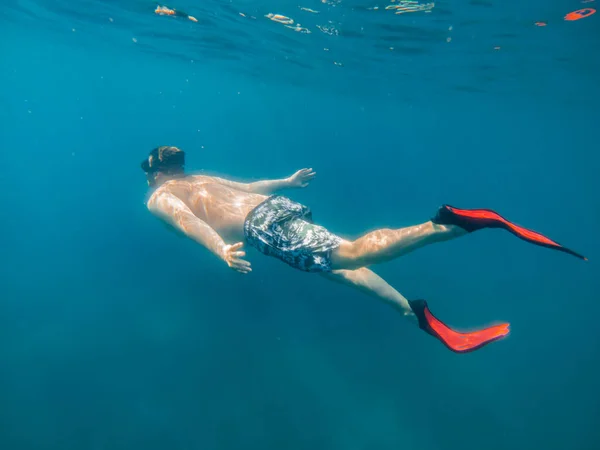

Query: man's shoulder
146 177 199 208
146 175 219 209
146 188 162 210
146 183 174 209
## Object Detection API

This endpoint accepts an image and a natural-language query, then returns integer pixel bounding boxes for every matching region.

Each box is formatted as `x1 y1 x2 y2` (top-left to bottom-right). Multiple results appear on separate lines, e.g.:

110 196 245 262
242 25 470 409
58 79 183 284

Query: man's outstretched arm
209 168 316 195
148 191 251 273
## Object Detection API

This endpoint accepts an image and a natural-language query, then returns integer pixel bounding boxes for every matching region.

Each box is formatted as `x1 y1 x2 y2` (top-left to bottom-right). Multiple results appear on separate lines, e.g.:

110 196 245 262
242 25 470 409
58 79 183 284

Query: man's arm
148 190 251 273
205 168 316 195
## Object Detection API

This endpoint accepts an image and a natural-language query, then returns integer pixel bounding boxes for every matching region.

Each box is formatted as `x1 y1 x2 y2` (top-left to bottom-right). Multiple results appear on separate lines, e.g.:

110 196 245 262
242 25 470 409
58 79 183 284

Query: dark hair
141 146 186 186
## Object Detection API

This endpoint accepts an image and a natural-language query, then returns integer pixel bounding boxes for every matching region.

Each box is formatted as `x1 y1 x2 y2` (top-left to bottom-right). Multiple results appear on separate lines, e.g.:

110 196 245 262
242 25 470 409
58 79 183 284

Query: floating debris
265 13 294 24
285 24 311 33
155 5 198 23
386 1 435 14
317 24 339 35
564 8 595 20
299 7 319 14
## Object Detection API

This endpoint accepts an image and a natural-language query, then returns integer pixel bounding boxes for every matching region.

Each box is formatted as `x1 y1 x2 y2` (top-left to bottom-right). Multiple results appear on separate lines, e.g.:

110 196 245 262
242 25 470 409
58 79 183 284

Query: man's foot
431 204 587 261
408 299 510 353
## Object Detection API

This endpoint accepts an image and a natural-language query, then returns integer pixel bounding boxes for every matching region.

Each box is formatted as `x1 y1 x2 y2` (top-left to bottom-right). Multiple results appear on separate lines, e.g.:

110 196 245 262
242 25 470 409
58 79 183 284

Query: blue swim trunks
243 195 342 272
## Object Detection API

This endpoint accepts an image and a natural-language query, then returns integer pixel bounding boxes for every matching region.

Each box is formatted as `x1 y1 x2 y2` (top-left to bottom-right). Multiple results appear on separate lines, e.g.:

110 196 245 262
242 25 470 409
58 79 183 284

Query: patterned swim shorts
243 195 342 272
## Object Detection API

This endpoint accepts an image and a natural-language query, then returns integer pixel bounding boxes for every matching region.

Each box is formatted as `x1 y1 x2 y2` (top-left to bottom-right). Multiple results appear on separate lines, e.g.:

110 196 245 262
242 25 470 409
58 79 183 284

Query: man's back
148 175 268 242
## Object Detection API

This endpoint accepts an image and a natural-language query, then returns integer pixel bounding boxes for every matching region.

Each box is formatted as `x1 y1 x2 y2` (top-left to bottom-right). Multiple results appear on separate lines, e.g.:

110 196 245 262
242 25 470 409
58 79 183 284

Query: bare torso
147 175 268 243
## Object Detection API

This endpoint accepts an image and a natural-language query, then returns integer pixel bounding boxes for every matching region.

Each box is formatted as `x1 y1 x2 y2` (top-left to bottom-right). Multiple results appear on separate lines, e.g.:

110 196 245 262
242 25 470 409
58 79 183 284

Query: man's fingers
230 242 244 251
233 261 252 273
233 258 251 267
230 256 251 267
294 168 316 186
227 259 251 273
224 242 251 273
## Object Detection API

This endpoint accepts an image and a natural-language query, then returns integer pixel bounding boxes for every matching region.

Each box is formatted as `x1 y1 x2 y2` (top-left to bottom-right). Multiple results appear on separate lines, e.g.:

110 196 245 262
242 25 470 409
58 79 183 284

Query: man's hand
222 242 252 274
288 168 316 188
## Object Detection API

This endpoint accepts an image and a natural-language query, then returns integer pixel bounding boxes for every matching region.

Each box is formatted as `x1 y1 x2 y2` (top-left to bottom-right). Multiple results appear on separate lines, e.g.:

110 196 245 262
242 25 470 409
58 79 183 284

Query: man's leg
321 268 511 353
330 204 587 271
321 267 417 321
330 221 466 270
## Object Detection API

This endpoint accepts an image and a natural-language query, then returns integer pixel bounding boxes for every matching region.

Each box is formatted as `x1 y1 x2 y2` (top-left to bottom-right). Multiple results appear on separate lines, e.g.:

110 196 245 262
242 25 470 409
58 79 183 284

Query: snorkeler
142 146 586 354
155 5 198 22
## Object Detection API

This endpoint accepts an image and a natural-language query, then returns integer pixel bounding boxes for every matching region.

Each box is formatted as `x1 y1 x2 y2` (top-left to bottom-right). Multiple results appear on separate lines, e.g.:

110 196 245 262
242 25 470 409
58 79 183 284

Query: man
142 146 586 354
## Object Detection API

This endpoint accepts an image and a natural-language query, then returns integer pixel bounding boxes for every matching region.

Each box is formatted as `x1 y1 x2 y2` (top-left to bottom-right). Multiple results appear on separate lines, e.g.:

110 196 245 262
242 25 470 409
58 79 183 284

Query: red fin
409 299 510 353
423 306 510 353
445 205 587 261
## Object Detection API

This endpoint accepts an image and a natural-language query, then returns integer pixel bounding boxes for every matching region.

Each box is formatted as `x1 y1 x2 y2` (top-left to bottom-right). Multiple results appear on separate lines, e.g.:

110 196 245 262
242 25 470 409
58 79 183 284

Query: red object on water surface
564 8 596 20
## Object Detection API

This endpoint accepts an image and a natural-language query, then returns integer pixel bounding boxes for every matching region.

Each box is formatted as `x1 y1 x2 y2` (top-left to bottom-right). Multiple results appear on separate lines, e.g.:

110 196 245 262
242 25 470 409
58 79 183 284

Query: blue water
1 1 599 449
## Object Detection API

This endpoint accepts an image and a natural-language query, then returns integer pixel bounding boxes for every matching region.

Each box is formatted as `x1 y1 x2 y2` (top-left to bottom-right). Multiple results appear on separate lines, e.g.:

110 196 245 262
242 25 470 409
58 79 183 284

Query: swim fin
408 299 510 353
431 204 587 261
